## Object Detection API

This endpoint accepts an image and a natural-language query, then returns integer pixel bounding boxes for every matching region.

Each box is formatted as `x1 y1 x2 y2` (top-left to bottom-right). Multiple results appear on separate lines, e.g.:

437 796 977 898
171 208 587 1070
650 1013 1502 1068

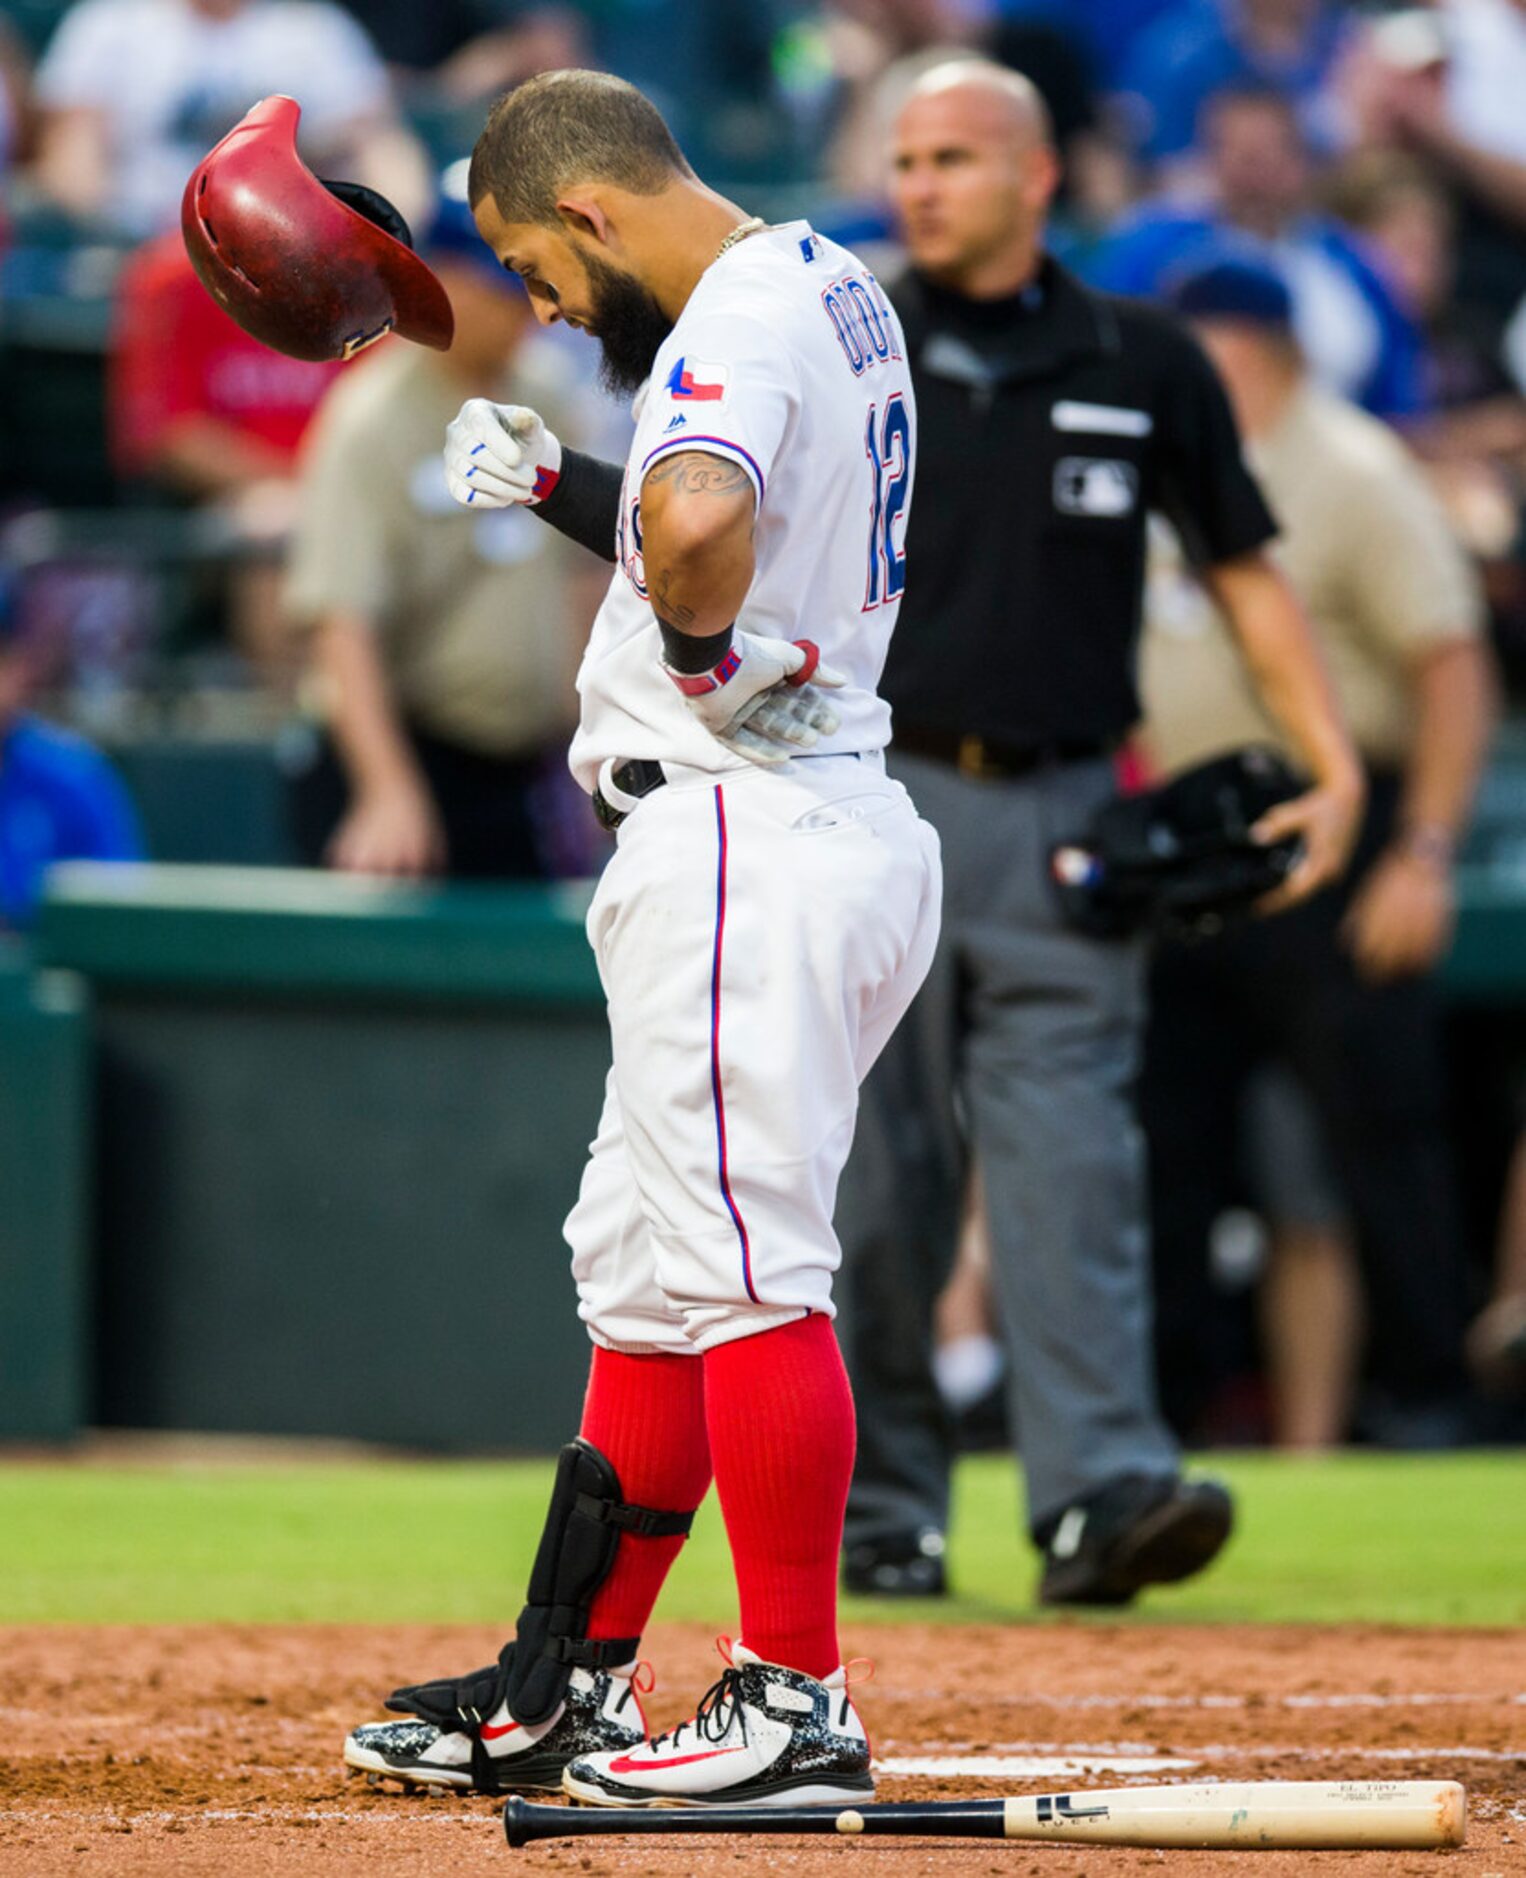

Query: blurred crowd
0 1 1520 773
0 0 1523 1444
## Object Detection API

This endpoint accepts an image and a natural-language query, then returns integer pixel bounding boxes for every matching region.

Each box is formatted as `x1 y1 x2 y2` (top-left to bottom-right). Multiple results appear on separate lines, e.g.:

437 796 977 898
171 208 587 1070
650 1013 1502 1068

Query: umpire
837 62 1364 1604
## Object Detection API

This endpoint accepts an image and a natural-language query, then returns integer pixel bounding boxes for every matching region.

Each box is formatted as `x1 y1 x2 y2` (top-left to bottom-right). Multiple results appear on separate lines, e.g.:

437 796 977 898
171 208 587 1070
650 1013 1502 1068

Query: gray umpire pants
838 750 1179 1545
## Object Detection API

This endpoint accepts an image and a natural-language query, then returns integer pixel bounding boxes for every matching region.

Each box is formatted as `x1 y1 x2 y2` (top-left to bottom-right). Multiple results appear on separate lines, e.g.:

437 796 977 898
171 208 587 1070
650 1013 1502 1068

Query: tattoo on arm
643 452 756 652
645 452 754 498
652 568 697 630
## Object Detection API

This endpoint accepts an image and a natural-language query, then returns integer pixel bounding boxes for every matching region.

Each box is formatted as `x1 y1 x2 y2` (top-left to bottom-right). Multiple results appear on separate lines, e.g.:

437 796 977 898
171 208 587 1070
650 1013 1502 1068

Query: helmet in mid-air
181 94 454 363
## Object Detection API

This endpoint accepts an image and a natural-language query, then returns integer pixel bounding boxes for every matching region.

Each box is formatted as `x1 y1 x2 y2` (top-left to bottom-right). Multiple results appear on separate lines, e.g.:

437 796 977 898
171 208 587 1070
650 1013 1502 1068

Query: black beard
582 249 673 398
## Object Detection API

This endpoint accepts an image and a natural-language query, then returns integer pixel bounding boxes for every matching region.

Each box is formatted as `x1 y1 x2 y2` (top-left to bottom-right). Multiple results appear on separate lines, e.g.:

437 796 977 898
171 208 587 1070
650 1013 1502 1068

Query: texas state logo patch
665 356 730 406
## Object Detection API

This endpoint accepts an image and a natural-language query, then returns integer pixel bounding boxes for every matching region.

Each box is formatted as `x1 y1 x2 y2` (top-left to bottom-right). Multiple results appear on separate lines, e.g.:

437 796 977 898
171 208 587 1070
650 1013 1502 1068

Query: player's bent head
469 71 691 235
466 71 687 392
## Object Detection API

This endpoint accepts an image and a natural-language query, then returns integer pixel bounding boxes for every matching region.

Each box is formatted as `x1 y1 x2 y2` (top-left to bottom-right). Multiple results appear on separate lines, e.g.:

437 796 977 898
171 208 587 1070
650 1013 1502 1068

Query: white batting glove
443 399 563 509
664 632 846 765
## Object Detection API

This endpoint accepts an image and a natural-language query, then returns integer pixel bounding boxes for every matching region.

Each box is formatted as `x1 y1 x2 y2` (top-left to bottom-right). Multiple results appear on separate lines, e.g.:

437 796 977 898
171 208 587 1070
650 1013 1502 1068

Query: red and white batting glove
664 631 847 765
443 399 562 509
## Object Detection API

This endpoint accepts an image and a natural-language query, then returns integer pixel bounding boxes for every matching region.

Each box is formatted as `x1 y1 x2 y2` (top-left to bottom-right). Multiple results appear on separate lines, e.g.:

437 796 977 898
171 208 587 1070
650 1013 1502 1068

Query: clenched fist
443 399 563 510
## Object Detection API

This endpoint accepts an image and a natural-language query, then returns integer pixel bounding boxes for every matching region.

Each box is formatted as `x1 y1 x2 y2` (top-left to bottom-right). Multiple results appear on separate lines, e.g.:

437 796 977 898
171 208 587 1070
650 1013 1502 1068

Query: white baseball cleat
561 1642 873 1808
343 1661 648 1794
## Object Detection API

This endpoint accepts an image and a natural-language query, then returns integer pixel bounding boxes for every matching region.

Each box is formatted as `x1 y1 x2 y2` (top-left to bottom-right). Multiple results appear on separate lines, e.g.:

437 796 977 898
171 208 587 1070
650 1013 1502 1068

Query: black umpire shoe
1037 1474 1233 1607
842 1526 948 1597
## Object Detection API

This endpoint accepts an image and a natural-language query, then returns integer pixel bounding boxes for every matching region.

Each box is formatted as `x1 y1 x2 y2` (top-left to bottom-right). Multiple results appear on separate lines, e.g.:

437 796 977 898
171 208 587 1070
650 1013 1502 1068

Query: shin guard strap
544 1633 640 1668
576 1492 694 1538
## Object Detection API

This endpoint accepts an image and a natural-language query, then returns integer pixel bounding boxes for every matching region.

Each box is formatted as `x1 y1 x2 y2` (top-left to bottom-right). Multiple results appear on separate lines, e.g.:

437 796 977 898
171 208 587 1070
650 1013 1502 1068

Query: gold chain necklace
715 216 767 261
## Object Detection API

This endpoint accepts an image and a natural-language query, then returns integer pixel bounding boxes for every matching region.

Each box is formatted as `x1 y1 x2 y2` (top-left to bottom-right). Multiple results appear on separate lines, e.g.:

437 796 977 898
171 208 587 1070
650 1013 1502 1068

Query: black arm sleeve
1153 322 1279 568
535 447 623 563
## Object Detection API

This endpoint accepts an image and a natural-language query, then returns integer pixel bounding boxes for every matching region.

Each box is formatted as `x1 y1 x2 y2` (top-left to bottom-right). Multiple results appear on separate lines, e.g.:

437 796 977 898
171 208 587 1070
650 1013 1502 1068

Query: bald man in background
835 63 1362 1604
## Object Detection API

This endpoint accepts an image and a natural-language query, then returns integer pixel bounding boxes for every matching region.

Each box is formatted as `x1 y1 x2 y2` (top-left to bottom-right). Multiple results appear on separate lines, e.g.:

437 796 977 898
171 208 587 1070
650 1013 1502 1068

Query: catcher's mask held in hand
1051 746 1306 941
181 95 454 362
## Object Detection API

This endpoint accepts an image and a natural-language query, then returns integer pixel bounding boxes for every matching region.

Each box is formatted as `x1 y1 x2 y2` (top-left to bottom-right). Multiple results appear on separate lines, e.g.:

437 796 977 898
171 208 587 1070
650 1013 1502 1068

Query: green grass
1 1452 1522 1626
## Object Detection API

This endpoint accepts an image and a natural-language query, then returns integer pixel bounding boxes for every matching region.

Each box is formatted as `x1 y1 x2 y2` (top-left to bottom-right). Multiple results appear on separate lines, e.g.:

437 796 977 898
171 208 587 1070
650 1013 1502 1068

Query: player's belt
592 759 668 832
893 725 1113 781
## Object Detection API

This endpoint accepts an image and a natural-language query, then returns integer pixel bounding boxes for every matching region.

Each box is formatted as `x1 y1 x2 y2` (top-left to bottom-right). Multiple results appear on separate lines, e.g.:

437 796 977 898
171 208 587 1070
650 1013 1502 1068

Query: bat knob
503 1797 532 1849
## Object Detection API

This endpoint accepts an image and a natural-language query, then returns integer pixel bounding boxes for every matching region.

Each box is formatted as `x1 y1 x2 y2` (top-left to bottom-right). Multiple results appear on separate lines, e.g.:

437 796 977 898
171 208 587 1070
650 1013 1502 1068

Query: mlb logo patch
1053 456 1138 518
666 356 729 405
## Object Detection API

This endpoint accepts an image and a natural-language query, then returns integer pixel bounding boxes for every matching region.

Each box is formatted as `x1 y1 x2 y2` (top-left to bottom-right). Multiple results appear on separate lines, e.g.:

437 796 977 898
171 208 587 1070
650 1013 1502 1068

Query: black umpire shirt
882 256 1277 753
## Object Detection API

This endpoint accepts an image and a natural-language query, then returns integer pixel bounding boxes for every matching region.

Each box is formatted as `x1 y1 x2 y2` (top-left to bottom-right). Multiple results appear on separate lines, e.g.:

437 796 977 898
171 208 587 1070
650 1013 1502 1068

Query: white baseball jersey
567 221 915 794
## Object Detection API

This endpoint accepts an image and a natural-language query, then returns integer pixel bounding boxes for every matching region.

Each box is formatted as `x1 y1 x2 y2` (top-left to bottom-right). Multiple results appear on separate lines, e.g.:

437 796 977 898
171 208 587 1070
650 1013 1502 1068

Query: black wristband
659 619 733 674
535 447 623 562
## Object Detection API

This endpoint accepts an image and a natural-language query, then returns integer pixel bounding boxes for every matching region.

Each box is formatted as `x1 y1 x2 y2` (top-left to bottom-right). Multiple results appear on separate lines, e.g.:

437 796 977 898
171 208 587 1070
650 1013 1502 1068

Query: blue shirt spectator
1117 0 1346 162
0 714 143 930
1086 207 1425 417
1081 88 1426 418
991 0 1211 88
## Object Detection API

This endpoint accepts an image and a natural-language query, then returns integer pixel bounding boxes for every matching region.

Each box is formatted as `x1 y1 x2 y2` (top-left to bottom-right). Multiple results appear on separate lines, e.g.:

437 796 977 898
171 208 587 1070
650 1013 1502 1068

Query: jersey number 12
864 394 911 610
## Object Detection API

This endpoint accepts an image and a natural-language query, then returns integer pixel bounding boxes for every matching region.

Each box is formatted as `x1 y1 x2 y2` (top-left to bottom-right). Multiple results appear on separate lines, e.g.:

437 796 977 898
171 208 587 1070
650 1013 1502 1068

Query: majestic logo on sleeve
665 356 729 405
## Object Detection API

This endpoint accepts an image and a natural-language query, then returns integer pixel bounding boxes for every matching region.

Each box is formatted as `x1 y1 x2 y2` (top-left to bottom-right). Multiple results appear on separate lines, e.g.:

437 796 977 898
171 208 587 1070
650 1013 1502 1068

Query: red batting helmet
182 94 454 363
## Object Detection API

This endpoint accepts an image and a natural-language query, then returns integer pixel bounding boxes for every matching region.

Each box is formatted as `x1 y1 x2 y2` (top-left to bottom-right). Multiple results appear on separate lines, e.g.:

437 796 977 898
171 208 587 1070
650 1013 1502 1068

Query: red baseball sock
579 1347 711 1646
703 1313 854 1681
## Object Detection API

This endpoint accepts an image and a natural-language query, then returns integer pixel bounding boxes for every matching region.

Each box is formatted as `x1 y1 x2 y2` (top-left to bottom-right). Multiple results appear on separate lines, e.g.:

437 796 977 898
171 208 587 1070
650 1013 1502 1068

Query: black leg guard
380 1638 537 1793
383 1438 694 1744
505 1437 693 1724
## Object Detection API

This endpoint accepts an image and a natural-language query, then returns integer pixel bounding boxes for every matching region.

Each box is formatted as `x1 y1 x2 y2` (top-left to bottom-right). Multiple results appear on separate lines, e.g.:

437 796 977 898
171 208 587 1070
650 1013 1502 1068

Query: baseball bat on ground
504 1780 1466 1851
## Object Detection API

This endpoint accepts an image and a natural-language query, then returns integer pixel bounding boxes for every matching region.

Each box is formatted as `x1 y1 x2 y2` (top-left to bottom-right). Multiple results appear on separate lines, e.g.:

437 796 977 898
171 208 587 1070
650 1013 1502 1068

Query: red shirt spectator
110 232 345 489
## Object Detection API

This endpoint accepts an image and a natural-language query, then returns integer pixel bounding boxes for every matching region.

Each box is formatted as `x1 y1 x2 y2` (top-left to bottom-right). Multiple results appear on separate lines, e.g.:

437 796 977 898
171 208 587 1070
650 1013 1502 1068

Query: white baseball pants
564 753 942 1353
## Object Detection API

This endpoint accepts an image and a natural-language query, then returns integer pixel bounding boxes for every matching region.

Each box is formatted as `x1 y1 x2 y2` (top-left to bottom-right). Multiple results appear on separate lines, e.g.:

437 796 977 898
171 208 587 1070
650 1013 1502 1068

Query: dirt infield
4 1623 1521 1875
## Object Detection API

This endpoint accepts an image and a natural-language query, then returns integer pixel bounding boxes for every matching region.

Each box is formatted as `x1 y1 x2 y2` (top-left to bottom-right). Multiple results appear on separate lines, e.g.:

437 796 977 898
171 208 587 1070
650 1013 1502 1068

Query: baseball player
342 70 941 1808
